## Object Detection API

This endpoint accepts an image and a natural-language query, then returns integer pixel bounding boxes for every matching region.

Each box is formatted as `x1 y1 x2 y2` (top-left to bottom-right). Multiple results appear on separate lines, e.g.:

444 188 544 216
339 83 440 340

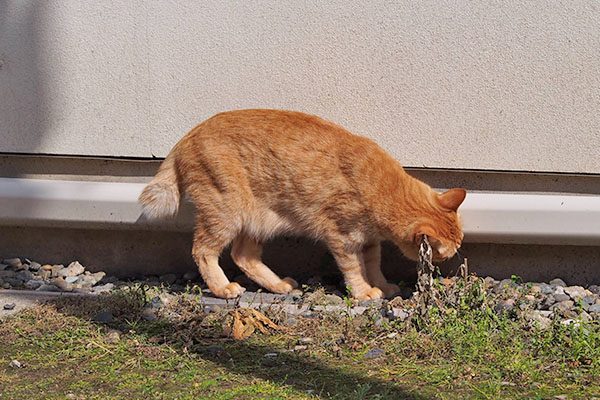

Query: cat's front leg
363 242 400 298
328 243 383 300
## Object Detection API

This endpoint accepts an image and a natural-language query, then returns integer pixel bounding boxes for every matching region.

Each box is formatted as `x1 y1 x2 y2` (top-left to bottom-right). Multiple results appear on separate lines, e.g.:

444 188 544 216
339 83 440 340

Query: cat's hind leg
328 240 383 300
363 242 400 298
192 222 245 299
231 234 298 294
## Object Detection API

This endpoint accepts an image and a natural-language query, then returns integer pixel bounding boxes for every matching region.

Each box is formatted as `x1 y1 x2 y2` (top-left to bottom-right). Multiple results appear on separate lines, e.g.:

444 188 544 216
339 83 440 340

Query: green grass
0 285 599 399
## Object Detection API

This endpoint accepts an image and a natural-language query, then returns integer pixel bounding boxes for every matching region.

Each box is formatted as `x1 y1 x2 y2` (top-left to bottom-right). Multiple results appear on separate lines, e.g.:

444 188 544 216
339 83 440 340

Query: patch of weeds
2 282 600 399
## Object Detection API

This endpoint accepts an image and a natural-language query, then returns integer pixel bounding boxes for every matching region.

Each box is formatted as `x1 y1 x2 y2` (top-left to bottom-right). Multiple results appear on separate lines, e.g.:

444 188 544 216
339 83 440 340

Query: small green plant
343 286 354 308
354 383 372 400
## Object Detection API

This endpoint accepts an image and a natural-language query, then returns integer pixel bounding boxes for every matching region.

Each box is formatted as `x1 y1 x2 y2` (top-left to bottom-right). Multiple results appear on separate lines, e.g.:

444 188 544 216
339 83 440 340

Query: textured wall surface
1 1 599 173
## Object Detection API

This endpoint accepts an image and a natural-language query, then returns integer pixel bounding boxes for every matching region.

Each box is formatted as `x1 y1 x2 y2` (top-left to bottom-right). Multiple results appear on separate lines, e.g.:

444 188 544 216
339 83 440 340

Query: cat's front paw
378 283 401 298
273 277 298 294
354 286 384 300
212 282 246 298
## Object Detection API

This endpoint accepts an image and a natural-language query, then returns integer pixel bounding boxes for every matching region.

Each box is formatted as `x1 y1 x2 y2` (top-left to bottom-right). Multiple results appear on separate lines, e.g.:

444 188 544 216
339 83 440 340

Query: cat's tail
138 152 180 219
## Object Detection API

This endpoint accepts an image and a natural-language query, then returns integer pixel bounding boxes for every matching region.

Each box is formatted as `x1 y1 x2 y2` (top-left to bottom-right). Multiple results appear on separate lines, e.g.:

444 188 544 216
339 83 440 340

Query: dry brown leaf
229 308 281 340
249 309 282 330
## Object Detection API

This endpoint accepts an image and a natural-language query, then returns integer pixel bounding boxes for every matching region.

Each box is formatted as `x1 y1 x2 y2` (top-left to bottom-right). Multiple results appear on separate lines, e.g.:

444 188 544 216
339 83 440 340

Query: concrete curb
0 288 413 323
0 289 97 318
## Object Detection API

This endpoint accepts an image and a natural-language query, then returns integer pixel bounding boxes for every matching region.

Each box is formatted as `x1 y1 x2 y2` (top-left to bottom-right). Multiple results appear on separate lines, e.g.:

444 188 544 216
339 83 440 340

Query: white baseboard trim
1 177 599 246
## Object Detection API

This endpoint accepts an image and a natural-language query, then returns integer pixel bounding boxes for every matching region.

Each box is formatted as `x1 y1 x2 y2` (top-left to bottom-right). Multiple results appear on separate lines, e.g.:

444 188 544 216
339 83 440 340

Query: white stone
59 261 85 278
564 286 587 300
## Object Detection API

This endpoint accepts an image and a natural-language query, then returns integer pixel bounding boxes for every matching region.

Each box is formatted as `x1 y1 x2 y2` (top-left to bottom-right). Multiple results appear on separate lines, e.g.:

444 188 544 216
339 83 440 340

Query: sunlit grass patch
0 283 599 399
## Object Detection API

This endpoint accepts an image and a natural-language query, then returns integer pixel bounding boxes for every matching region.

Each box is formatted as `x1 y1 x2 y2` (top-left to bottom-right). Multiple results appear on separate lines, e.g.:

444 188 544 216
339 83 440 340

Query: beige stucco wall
1 1 599 173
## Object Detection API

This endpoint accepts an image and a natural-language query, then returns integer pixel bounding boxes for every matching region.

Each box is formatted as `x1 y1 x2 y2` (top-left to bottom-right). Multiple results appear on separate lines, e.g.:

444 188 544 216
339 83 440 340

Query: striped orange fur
139 109 466 299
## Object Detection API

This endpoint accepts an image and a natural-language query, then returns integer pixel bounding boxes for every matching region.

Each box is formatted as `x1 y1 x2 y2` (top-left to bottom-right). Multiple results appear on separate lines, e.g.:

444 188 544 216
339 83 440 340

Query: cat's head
398 188 466 263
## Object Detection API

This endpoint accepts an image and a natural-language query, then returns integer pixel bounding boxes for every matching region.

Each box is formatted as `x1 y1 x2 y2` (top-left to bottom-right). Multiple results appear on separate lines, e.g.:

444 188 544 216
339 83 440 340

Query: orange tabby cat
139 109 466 300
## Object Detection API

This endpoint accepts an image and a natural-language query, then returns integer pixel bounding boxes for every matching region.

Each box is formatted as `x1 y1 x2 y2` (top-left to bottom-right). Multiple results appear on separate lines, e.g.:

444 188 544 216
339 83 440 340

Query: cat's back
175 109 398 197
188 109 352 148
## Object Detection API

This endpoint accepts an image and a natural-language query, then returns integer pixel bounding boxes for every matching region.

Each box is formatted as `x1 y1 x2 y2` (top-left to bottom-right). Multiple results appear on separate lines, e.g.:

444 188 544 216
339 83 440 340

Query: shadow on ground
41 291 426 399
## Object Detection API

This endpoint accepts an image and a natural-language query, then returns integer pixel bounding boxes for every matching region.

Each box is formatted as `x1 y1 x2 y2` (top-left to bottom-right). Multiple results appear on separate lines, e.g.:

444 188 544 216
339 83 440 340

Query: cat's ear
438 188 466 211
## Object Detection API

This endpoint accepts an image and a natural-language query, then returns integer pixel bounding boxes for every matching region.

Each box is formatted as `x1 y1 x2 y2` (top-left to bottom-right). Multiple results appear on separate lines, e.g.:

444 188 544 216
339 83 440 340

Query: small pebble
494 279 514 293
75 272 105 287
24 280 43 290
283 317 298 326
0 270 16 278
9 359 22 368
529 285 542 295
92 283 115 293
583 295 596 305
183 271 199 281
300 311 317 319
27 261 41 271
206 344 224 354
59 261 85 277
159 273 177 285
579 311 592 322
494 299 515 313
102 275 119 284
554 293 570 302
364 347 385 360
553 286 566 295
542 295 556 309
171 284 185 292
15 270 34 281
588 304 600 314
387 308 410 321
50 277 73 292
37 269 51 280
141 308 158 321
294 345 308 351
298 337 313 345
50 264 65 278
3 303 16 310
105 329 121 344
539 283 553 295
551 300 574 313
2 258 22 268
564 286 587 301
549 278 567 287
93 311 114 323
261 356 278 367
528 310 553 330
484 276 497 287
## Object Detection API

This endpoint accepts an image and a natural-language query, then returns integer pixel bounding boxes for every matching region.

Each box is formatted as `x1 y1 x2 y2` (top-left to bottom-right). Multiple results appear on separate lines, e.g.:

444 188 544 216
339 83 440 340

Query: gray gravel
1 255 600 329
